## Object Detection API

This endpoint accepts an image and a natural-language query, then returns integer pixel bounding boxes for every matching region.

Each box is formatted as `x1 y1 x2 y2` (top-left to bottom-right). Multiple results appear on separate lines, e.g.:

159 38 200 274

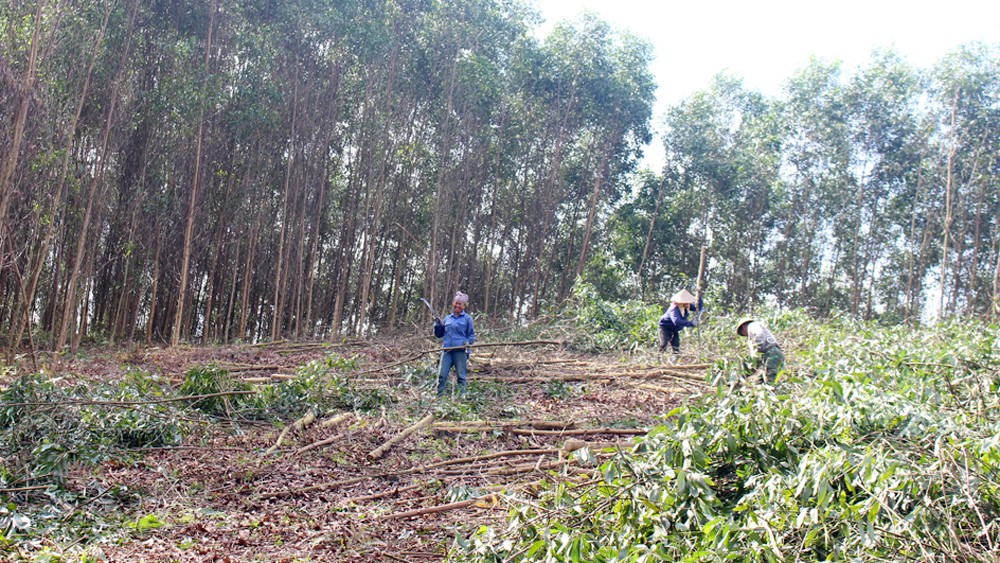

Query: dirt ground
6 336 710 562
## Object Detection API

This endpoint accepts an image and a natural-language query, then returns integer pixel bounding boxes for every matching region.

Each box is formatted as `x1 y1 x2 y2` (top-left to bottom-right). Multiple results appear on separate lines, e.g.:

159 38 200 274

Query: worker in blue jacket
434 292 476 396
658 289 702 363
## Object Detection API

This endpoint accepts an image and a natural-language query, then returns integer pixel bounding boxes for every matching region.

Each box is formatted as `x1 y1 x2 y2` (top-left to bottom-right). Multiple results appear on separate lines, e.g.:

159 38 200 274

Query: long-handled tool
420 298 441 324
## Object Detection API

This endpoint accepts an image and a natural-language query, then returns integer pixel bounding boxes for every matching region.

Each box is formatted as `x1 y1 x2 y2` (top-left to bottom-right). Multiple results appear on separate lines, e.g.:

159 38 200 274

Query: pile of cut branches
463 316 1000 561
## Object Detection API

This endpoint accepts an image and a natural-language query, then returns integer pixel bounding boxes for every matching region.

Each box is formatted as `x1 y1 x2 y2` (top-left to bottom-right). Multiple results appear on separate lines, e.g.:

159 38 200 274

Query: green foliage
1 370 182 484
569 281 661 352
461 315 1000 561
340 387 394 412
431 378 515 420
187 356 388 417
179 365 252 416
542 380 573 400
126 514 164 534
250 357 353 417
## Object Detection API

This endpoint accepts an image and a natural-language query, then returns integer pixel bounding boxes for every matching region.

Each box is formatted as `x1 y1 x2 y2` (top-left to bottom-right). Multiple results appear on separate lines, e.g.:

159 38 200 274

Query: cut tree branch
265 411 316 455
368 413 435 461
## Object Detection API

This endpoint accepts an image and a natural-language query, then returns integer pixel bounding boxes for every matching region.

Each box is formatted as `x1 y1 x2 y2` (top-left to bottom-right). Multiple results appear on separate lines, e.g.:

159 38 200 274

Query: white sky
533 0 1000 169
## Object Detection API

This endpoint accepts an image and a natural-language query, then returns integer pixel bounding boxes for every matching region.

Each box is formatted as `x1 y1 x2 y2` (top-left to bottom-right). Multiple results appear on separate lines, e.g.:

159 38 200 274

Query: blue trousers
437 349 468 396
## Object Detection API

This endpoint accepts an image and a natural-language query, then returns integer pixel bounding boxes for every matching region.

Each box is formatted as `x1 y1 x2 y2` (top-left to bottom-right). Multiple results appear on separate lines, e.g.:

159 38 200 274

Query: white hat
670 289 697 304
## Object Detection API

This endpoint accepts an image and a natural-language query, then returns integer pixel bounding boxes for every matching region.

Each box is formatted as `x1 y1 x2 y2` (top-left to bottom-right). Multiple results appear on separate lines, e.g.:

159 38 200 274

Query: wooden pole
695 245 708 304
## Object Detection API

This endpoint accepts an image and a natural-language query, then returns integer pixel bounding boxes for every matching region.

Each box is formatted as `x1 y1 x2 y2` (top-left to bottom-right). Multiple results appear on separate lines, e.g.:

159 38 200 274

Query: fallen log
511 427 646 437
434 425 646 437
433 463 503 476
622 363 711 373
240 373 298 384
263 447 562 499
0 485 52 494
474 358 588 369
251 339 288 348
633 383 685 394
471 370 707 386
432 420 578 431
570 368 708 383
292 414 354 456
562 438 633 452
318 412 353 428
295 431 350 456
3 390 258 409
265 411 317 456
342 483 422 505
367 413 435 461
240 377 276 384
467 375 599 384
377 494 498 521
413 448 560 472
218 364 289 372
260 475 370 499
488 458 571 476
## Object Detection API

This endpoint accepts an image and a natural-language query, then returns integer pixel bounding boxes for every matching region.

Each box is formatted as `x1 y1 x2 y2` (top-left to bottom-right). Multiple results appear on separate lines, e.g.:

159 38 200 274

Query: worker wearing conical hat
736 316 784 384
657 289 702 363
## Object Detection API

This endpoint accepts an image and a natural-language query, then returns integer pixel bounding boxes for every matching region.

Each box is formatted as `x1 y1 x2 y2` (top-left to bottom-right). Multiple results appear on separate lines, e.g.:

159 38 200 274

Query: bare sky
533 0 1000 168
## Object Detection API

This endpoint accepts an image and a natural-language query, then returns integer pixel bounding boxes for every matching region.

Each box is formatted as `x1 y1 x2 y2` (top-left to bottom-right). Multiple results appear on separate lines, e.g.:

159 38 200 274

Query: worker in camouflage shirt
736 317 784 383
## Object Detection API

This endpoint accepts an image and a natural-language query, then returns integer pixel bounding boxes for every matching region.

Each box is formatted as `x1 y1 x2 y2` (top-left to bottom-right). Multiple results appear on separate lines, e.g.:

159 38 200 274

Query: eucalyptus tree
774 58 851 312
928 43 999 319
0 0 46 241
839 50 922 320
659 74 781 309
508 14 654 315
606 169 700 299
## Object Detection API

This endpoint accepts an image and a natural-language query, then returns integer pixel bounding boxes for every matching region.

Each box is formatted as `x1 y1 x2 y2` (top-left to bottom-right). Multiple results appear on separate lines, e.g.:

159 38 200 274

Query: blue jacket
434 311 476 349
659 301 702 330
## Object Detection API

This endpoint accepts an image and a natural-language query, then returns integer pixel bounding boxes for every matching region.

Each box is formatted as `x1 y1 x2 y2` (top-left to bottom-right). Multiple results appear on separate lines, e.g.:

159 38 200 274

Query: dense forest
0 0 997 351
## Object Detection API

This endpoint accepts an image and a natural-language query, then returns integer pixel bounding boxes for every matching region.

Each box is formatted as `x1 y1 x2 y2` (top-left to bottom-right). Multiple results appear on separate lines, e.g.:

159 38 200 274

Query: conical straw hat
670 289 697 304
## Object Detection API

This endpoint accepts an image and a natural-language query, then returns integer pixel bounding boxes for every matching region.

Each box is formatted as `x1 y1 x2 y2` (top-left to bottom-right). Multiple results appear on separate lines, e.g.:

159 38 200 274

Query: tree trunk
356 47 399 335
9 0 107 347
238 213 260 341
172 0 217 347
428 56 461 311
0 0 46 235
110 187 141 344
574 134 614 281
962 133 989 314
991 227 1000 320
222 238 241 342
695 245 709 304
850 164 868 317
637 177 666 289
54 1 120 350
904 156 926 323
939 89 959 321
146 231 162 345
271 62 299 341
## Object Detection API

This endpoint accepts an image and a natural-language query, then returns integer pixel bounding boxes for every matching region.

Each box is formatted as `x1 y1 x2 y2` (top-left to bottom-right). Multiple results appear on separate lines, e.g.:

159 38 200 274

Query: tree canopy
0 0 997 350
